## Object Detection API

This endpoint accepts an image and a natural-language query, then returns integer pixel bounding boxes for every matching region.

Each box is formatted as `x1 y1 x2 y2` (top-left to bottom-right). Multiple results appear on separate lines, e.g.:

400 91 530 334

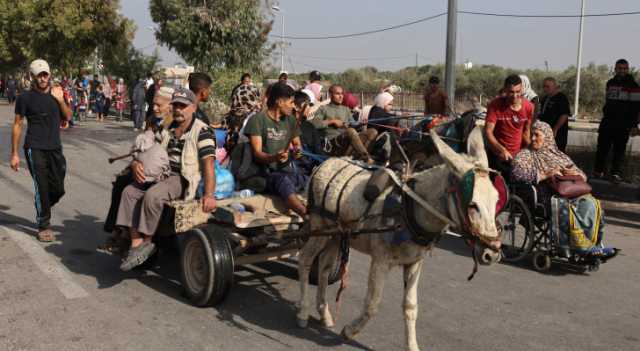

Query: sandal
37 229 55 242
120 242 156 271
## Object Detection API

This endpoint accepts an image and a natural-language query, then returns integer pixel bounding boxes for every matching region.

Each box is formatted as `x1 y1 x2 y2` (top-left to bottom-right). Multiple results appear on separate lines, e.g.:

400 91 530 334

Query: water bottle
229 203 245 213
233 189 255 198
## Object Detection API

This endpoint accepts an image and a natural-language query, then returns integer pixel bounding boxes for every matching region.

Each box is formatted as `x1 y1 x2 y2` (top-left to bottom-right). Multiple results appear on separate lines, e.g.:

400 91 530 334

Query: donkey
297 126 502 351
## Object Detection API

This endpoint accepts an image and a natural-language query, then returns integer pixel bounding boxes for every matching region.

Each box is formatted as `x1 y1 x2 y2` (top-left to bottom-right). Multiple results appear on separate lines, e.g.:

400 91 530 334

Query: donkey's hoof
341 326 356 341
297 318 309 329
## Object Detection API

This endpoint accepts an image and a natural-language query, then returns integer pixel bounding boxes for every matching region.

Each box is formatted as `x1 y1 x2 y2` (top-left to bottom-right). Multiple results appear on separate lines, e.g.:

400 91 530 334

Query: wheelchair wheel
497 194 535 263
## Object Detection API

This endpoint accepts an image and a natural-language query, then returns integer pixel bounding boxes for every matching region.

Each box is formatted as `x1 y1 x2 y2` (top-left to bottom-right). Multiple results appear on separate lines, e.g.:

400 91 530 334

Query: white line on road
2 226 90 299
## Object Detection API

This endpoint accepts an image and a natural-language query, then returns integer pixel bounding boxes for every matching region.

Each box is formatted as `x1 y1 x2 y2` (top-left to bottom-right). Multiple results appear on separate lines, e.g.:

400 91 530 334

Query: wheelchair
496 182 616 273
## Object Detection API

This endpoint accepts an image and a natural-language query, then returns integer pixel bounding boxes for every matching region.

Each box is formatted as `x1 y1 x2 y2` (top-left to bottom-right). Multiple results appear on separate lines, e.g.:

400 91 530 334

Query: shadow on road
212 261 372 351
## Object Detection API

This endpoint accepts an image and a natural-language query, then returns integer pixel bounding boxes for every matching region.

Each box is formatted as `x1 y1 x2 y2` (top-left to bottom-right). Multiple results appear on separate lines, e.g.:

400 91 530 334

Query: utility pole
415 52 418 71
444 0 457 103
545 60 550 72
574 0 586 118
272 5 285 73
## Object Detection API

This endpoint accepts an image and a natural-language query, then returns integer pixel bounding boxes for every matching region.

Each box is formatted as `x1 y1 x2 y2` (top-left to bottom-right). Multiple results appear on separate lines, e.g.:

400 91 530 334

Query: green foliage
290 62 625 117
149 0 273 72
102 46 160 88
0 0 131 74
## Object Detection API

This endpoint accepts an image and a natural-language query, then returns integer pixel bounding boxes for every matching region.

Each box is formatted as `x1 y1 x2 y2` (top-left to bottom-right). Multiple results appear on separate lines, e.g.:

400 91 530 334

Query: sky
121 0 640 73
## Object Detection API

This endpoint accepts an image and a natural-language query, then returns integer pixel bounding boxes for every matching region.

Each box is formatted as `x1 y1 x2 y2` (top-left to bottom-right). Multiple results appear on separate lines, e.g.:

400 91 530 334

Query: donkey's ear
430 128 473 177
467 126 489 168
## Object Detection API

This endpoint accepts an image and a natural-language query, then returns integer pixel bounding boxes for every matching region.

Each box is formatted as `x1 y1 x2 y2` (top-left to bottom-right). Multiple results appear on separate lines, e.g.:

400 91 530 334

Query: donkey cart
157 194 370 307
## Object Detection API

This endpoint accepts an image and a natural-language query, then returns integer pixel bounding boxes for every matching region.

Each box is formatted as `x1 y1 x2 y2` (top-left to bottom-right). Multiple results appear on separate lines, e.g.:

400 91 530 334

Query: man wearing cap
10 59 72 242
423 76 449 115
116 88 217 271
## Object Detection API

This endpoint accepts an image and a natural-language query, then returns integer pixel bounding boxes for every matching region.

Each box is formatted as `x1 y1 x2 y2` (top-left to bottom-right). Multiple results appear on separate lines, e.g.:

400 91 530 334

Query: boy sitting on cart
116 88 217 271
243 82 308 217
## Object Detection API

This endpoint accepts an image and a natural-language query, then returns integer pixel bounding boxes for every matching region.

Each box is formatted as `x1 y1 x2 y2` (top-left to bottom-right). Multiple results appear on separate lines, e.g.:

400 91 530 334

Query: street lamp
272 5 285 73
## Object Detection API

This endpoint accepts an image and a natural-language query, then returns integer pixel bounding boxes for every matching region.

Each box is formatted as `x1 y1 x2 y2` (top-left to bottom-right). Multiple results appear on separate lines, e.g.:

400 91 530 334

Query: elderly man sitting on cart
243 82 308 217
116 88 218 271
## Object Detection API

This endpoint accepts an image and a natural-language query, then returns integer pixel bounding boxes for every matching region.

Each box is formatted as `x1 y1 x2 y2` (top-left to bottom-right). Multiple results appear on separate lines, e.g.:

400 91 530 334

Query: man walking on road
10 59 72 242
423 76 449 115
594 59 640 182
539 77 571 151
131 78 146 131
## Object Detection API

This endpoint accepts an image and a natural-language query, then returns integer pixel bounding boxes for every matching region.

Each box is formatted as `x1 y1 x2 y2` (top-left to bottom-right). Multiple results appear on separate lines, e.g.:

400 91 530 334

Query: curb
589 179 640 203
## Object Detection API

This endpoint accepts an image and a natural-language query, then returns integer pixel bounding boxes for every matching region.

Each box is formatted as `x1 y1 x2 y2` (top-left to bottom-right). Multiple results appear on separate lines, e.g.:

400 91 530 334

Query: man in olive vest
116 88 217 271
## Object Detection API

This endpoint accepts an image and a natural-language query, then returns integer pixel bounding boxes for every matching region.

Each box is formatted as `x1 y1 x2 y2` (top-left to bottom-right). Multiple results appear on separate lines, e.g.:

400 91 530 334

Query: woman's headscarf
374 92 393 109
343 91 359 110
519 75 538 102
512 121 585 183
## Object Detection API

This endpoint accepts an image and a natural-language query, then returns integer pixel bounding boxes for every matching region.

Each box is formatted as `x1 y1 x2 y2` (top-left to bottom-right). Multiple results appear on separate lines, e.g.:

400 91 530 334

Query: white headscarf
374 92 394 109
519 75 538 101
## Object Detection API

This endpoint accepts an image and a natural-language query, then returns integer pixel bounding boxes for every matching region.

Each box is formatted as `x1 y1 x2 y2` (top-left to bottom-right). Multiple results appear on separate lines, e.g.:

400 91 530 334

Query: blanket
550 194 604 254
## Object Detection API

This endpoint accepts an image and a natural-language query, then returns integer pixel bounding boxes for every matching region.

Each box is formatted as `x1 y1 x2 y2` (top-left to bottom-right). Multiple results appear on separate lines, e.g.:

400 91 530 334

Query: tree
0 0 131 74
149 0 273 71
102 45 160 88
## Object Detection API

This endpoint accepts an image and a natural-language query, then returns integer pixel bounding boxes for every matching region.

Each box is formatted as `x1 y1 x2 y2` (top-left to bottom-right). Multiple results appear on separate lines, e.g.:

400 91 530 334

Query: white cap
301 88 316 105
30 59 50 76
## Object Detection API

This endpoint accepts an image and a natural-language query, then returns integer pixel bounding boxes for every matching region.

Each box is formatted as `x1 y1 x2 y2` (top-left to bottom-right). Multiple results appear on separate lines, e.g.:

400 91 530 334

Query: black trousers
103 169 133 233
24 148 66 230
595 127 630 176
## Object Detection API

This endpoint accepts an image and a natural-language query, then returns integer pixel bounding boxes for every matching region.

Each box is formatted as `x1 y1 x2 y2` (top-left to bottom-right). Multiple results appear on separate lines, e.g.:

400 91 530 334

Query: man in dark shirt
10 59 72 242
594 58 640 181
539 77 571 151
188 72 213 126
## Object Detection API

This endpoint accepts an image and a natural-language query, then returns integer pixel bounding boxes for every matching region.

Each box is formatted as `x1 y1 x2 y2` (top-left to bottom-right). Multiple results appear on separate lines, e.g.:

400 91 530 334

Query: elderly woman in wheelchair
498 121 618 272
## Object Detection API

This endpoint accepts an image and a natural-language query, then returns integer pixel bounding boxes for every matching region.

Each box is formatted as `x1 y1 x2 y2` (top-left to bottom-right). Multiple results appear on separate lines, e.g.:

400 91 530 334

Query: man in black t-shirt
10 59 72 242
539 77 571 151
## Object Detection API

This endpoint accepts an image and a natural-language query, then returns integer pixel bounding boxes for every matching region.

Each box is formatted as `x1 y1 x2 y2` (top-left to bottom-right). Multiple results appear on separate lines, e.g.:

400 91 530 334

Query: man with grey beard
116 88 217 271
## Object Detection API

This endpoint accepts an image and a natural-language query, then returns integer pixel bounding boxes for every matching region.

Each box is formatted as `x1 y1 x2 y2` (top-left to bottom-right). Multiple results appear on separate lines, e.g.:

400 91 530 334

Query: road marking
2 226 90 299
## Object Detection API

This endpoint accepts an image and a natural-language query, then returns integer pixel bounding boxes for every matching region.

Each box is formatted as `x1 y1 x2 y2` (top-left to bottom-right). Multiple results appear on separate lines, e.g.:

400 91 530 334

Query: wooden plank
234 248 301 266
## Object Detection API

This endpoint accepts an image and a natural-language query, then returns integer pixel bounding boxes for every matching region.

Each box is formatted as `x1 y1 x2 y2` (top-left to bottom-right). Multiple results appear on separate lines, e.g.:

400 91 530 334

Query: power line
287 53 415 62
273 12 447 40
272 9 640 40
460 10 640 18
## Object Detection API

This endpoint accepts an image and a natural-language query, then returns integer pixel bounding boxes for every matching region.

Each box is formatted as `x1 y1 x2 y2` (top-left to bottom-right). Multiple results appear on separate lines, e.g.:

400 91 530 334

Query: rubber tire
309 248 345 286
532 252 552 272
498 194 535 263
180 225 234 307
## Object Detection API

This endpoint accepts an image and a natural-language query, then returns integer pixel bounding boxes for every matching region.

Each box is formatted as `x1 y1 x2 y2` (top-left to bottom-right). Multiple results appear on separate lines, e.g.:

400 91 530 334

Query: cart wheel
497 194 535 263
309 248 345 286
532 252 552 272
180 225 234 307
588 259 601 272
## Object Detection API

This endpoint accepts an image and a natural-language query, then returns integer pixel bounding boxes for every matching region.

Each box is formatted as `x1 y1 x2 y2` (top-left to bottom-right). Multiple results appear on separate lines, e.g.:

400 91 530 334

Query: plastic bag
215 160 235 199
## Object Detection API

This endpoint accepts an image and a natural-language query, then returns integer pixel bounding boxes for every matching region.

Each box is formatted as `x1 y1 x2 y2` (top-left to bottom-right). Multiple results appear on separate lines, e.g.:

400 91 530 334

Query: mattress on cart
169 194 305 233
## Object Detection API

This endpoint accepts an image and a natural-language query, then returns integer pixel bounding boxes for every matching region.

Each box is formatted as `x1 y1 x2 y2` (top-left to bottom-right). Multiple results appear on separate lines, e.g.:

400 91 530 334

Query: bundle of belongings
550 195 618 259
132 130 170 186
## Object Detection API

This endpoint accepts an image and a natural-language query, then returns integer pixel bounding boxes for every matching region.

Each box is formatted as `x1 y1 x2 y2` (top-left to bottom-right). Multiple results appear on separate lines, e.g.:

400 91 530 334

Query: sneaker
120 241 156 271
610 174 623 184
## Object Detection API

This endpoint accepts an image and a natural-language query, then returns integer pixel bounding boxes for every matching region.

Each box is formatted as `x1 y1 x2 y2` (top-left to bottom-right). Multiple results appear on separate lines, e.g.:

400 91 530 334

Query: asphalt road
1 103 639 351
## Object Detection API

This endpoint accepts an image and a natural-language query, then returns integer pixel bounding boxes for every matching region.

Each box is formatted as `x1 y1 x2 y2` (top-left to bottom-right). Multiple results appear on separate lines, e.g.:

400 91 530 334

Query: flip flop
37 229 55 242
